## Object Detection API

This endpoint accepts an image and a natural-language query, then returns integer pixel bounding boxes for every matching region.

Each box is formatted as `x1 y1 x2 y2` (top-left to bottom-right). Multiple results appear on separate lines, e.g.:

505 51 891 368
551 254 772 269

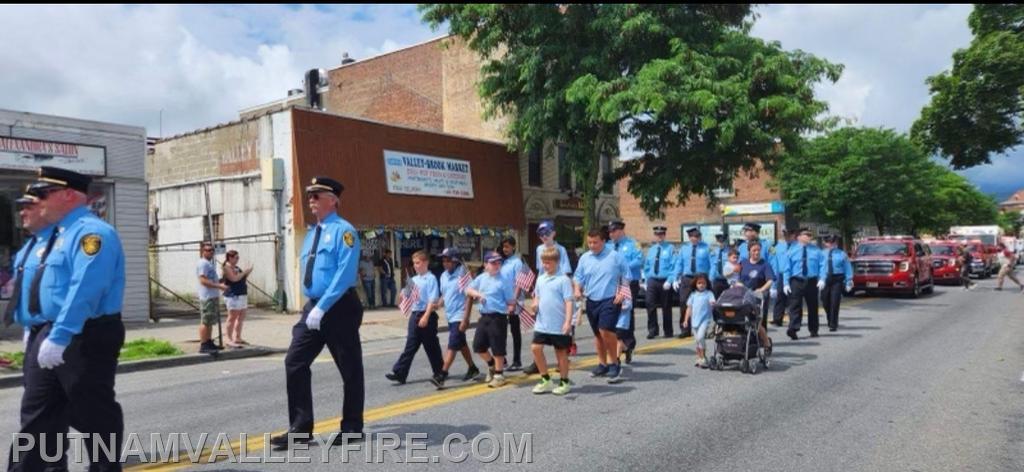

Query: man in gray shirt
197 242 227 353
359 254 377 308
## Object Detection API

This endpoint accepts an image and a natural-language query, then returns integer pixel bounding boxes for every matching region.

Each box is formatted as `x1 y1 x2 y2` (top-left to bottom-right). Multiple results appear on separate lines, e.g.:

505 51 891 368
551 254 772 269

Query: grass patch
119 338 183 362
0 338 182 371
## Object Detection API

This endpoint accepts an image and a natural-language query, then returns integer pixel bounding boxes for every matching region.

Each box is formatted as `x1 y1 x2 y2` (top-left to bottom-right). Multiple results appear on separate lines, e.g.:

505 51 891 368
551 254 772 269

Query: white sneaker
488 374 507 388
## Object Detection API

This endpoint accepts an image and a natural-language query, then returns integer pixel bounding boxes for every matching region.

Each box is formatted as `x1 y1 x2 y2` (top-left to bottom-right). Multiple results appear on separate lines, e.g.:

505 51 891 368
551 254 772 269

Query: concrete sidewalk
0 305 424 356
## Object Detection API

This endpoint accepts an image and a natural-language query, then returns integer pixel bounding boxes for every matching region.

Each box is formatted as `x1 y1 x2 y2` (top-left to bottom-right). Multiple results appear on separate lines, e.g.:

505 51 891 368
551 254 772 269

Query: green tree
776 127 997 240
419 4 841 232
996 210 1023 236
911 4 1024 169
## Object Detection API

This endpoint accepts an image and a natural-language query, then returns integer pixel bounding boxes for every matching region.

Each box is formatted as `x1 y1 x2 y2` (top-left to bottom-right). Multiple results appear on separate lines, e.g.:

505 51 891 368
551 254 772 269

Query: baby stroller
708 285 770 374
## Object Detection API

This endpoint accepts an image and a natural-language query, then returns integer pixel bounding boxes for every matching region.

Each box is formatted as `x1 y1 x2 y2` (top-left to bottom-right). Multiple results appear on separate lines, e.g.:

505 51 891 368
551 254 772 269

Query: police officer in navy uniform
782 228 825 340
820 234 854 332
672 227 710 337
643 226 675 339
607 220 642 357
7 167 127 471
272 176 365 448
709 233 731 298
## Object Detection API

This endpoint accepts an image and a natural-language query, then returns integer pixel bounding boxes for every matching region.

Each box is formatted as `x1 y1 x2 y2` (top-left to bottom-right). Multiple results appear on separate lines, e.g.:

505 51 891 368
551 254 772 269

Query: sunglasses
34 187 65 201
307 192 334 201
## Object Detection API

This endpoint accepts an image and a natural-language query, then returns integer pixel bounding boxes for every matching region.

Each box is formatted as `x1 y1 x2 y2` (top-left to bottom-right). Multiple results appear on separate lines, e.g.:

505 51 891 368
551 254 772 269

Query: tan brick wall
619 165 783 242
325 39 445 132
149 120 261 187
441 38 508 142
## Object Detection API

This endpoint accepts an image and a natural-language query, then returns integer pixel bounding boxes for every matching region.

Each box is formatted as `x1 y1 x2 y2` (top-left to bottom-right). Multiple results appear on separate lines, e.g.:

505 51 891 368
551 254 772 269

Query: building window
204 214 223 242
558 144 572 191
528 147 542 187
712 186 735 199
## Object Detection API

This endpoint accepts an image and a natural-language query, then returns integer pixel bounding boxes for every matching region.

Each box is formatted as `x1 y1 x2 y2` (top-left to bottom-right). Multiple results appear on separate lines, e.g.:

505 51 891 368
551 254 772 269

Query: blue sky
0 4 1019 200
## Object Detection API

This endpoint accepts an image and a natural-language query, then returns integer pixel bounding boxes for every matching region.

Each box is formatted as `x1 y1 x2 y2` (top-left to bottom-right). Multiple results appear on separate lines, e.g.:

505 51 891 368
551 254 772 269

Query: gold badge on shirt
81 234 102 256
343 231 355 248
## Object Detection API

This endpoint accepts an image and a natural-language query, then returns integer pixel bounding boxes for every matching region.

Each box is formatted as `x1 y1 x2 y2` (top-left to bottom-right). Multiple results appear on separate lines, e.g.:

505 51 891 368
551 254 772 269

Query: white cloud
0 4 437 137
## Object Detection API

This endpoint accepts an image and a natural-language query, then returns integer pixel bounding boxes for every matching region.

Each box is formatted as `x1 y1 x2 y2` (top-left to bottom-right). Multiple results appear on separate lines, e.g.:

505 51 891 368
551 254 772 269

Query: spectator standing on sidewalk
222 250 253 347
379 249 397 307
197 242 227 353
359 254 377 308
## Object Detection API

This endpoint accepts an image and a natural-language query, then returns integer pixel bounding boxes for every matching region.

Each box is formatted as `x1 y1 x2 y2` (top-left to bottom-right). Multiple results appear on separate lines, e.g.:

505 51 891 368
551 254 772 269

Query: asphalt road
2 279 1023 471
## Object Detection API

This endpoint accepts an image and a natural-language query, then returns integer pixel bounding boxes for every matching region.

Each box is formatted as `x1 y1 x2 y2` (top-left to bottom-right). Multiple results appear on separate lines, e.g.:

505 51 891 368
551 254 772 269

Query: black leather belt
790 277 807 282
85 313 121 328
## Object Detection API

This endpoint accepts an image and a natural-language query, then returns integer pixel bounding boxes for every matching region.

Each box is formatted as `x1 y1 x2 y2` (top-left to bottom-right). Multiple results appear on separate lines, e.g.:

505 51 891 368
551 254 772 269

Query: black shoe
787 329 799 341
647 333 657 340
507 362 522 372
430 373 446 389
624 349 633 364
771 320 784 327
829 327 837 332
330 432 365 446
270 430 313 449
810 332 819 338
664 334 674 339
385 371 406 384
199 341 219 354
463 365 480 381
523 363 539 375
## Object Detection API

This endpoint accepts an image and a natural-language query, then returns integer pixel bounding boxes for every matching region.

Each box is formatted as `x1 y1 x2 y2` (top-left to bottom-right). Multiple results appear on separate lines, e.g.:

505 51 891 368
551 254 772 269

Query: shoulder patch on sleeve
81 233 102 256
343 231 355 248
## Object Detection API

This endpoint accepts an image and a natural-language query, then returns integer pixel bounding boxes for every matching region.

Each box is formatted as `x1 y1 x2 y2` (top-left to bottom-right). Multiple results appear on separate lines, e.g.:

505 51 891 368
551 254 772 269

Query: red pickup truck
852 237 935 297
927 241 963 284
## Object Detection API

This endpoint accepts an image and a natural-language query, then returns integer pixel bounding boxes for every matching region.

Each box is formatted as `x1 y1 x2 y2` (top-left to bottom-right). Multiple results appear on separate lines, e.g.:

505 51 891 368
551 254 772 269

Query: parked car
852 236 934 297
963 241 996 278
927 241 963 285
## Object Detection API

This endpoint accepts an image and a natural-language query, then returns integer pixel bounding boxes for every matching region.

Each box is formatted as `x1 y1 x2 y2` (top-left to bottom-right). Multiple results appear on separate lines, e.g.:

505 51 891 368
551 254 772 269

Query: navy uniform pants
645 278 673 337
391 311 443 379
772 275 788 324
623 280 639 350
11 316 125 472
787 277 820 334
285 290 364 434
821 275 846 330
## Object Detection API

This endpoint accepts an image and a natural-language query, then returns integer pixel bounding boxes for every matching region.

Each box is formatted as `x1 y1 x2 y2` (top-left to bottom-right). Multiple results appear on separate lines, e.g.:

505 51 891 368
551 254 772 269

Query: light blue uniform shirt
11 226 55 329
300 212 360 313
820 248 854 285
440 266 468 323
674 241 711 278
470 272 514 315
409 272 439 313
533 273 574 335
688 289 716 327
611 236 643 280
709 245 730 281
499 255 525 295
574 245 631 301
535 243 573 275
38 206 125 346
771 240 790 281
643 241 675 279
783 242 825 286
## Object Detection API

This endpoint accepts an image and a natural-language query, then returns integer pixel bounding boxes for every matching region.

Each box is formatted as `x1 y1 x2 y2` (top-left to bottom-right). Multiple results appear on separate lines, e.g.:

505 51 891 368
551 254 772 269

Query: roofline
329 35 451 72
0 108 146 137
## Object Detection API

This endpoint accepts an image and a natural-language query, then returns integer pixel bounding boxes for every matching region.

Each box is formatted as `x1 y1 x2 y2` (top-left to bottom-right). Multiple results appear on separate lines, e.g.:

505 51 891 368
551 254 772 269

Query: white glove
23 330 30 350
672 280 680 291
37 339 67 370
783 285 792 296
662 280 671 290
769 288 778 299
816 280 826 291
305 306 325 331
845 281 854 292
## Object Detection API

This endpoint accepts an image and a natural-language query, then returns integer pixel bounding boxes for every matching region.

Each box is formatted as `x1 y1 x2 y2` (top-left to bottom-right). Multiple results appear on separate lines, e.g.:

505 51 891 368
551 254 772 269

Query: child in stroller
707 284 771 373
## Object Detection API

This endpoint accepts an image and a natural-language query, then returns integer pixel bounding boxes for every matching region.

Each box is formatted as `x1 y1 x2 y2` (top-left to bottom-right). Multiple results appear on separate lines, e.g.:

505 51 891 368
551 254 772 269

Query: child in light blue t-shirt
683 274 716 368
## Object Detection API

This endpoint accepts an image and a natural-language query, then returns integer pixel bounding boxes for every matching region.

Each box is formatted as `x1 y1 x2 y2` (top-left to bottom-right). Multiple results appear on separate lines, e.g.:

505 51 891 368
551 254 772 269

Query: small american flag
399 282 420 318
515 265 536 292
457 269 473 292
617 280 632 301
515 301 536 330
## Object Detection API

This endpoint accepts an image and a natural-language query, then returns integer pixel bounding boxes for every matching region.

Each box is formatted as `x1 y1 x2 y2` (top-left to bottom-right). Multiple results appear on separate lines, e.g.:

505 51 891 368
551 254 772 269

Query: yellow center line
130 296 879 470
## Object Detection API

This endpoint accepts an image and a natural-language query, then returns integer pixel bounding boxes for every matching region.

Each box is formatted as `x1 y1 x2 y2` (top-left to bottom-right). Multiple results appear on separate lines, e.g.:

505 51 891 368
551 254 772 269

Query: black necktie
654 246 661 274
690 245 696 274
304 225 322 289
28 229 60 315
802 245 808 277
828 249 835 277
615 241 620 251
2 236 37 327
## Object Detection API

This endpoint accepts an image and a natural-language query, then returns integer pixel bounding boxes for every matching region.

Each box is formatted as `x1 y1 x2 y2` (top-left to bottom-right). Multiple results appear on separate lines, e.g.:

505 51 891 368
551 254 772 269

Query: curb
0 346 285 390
